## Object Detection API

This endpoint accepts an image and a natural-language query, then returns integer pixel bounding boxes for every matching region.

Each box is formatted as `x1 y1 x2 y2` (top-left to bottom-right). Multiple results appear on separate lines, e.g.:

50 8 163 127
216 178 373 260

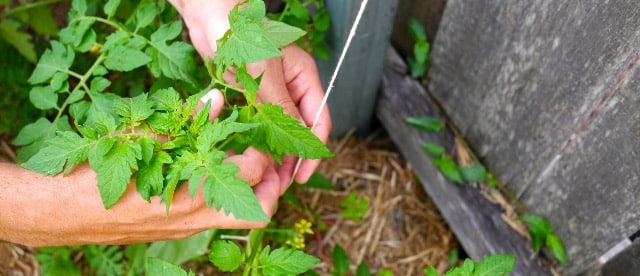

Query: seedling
407 17 430 79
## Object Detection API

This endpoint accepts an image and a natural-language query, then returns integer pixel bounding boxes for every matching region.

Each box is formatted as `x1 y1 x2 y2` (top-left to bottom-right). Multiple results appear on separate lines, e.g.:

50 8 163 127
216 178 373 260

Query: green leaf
518 214 552 253
88 138 141 208
59 20 95 51
203 160 269 221
135 2 159 29
27 5 59 36
103 0 121 18
432 156 464 184
146 257 193 276
473 254 516 276
209 240 244 272
296 172 334 190
28 41 75 84
150 87 182 111
235 65 260 104
29 86 59 110
136 151 171 201
260 19 306 48
409 17 428 42
252 103 333 163
332 245 349 276
545 233 567 265
196 108 258 153
405 115 443 133
125 244 147 276
105 45 152 71
355 262 371 276
22 131 91 175
258 245 320 276
215 18 281 68
424 267 438 276
147 21 196 85
421 142 445 157
113 94 155 123
236 0 266 21
460 163 488 182
146 230 215 265
13 117 72 162
0 19 36 63
83 245 124 276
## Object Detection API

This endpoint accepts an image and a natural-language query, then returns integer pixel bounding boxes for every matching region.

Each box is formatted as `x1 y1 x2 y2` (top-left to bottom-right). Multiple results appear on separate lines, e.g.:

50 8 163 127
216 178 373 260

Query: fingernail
200 90 217 104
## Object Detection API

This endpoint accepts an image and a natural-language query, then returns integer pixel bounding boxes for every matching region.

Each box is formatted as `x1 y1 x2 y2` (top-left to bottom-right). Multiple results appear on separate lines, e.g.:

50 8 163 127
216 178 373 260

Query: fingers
224 147 271 186
199 89 225 121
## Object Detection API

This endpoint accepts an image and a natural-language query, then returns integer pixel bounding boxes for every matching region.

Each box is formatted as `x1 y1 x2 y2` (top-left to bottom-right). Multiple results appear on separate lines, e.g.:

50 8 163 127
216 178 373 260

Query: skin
0 0 331 247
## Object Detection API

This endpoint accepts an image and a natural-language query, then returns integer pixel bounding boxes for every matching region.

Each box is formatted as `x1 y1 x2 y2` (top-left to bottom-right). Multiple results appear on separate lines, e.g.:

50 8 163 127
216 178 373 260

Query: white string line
290 0 370 184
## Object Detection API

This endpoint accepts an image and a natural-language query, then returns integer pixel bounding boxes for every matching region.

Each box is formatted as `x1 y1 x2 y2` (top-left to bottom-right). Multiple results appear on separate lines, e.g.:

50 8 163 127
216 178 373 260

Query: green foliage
332 245 350 276
269 0 331 59
405 115 444 133
407 17 430 79
83 245 125 276
426 254 515 276
209 240 244 272
146 230 215 265
146 257 195 276
17 0 332 222
36 247 82 276
340 191 368 222
518 214 567 265
258 245 320 275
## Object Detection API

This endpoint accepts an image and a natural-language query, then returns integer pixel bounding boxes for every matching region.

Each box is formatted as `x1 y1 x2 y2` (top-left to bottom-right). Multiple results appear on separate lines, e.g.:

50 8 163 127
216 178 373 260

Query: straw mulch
276 130 458 275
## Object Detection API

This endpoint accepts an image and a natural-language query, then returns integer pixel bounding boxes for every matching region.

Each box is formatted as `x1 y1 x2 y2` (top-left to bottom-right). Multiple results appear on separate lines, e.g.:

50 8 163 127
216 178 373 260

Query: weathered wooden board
317 0 398 137
377 48 550 275
428 0 640 274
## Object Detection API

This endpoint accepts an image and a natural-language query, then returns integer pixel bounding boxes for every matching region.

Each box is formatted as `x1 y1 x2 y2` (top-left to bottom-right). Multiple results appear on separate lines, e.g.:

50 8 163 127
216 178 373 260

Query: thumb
200 89 225 121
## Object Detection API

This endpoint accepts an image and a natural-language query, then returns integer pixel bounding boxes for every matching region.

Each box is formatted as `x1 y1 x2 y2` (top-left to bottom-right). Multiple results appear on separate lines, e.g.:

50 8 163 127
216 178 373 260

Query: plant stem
4 0 62 16
53 54 106 124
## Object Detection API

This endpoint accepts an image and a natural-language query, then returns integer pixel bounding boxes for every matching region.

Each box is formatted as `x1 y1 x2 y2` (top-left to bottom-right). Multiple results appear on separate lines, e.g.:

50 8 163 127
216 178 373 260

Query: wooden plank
317 0 398 137
427 1 640 273
376 47 550 275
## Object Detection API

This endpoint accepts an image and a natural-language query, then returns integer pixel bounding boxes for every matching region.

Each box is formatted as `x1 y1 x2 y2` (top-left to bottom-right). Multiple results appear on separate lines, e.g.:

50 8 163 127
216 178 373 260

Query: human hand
0 90 281 247
170 0 332 189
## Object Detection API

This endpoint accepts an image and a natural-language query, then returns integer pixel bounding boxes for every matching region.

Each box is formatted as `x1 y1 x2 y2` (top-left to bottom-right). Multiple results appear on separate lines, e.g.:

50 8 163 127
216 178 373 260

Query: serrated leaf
88 138 141 208
196 108 258 153
421 142 445 157
135 2 160 29
162 152 201 214
260 19 306 48
235 66 260 104
150 88 182 111
0 19 37 63
146 257 193 276
13 117 72 162
103 0 121 18
22 131 91 175
405 115 443 133
104 45 152 71
258 245 319 276
188 168 206 199
29 86 58 110
432 156 464 184
473 254 516 276
147 21 196 85
215 19 281 68
28 41 75 84
114 93 155 123
545 233 567 265
203 160 269 221
460 163 487 182
518 214 552 253
209 240 244 272
136 150 171 201
252 103 333 163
